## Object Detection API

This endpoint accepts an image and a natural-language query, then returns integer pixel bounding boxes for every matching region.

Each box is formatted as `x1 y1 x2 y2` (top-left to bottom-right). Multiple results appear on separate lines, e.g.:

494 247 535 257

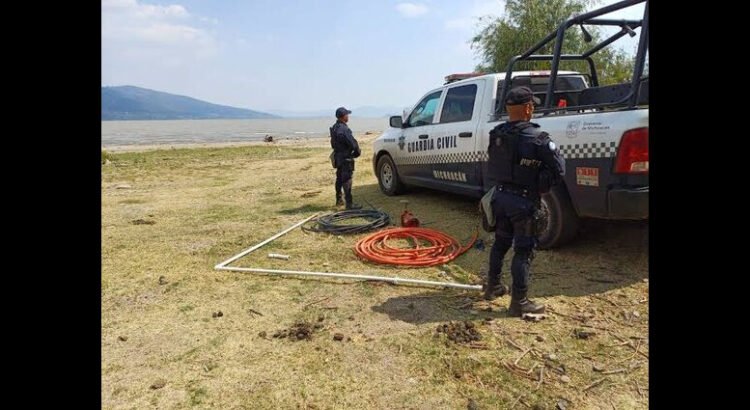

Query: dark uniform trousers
488 191 537 295
335 160 354 204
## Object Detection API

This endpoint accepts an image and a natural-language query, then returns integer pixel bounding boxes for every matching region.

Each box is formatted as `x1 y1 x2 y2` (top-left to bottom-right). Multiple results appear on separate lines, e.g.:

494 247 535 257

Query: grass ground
102 135 648 409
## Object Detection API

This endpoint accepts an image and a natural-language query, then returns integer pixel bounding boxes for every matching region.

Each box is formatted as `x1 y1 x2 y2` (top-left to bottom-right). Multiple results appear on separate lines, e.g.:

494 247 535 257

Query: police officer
330 107 362 209
483 86 565 317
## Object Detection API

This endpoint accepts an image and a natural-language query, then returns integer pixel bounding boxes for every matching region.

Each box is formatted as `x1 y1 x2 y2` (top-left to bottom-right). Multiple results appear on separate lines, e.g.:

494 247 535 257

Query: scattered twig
602 368 627 375
303 297 330 308
536 366 545 390
527 363 538 375
504 362 550 384
475 375 486 388
583 377 608 391
548 309 585 322
469 342 490 350
625 342 649 359
510 393 524 409
247 308 263 317
630 339 642 360
635 380 644 398
523 331 540 335
592 295 619 307
515 348 532 365
506 338 525 351
628 362 644 372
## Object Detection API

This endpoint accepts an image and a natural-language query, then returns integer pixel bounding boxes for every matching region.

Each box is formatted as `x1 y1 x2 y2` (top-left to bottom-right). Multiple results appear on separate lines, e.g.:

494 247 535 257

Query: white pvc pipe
214 213 482 291
214 213 318 269
216 265 482 290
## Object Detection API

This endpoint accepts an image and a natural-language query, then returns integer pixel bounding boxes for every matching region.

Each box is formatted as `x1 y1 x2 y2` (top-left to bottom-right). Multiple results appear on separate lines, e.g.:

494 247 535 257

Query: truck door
428 80 484 191
395 89 443 181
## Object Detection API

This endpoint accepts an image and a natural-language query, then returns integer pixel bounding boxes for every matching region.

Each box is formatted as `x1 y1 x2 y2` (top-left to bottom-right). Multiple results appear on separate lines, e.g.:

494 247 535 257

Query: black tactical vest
487 121 547 192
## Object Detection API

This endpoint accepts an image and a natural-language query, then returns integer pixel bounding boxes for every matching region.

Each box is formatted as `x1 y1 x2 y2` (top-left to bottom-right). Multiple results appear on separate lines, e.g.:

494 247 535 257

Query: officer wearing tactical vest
483 86 565 316
330 107 362 209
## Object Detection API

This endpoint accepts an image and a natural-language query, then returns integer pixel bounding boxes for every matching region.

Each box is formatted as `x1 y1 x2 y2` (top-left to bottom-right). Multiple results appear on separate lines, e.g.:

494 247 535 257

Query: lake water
101 118 389 147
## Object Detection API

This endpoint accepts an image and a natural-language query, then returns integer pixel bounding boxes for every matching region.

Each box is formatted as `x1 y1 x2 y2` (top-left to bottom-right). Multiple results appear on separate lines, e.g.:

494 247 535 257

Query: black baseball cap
335 107 352 118
505 86 541 105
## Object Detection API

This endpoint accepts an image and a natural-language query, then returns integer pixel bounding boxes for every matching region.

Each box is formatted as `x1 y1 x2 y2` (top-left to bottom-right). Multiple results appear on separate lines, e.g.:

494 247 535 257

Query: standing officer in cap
330 107 362 209
483 86 565 316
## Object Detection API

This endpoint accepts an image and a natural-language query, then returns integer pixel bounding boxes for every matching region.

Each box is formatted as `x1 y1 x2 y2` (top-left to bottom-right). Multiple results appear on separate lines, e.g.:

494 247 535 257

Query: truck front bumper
607 186 648 219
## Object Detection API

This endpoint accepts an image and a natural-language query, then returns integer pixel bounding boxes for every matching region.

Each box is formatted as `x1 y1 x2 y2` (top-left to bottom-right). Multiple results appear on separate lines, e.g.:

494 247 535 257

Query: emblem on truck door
566 120 581 139
398 136 405 150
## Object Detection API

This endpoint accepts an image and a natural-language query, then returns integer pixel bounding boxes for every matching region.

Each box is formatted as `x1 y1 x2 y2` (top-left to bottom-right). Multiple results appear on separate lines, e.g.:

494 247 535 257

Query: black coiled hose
302 209 391 235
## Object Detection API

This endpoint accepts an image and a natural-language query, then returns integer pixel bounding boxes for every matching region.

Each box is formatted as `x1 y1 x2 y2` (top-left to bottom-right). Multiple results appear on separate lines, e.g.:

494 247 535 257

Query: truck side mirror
389 116 403 128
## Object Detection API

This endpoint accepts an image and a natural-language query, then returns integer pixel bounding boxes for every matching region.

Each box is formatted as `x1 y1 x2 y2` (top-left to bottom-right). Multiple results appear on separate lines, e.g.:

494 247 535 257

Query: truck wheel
536 185 579 249
376 155 405 196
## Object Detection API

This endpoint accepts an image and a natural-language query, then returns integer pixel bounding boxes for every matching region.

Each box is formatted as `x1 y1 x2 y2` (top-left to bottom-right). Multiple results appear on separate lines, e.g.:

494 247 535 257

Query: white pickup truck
372 0 648 248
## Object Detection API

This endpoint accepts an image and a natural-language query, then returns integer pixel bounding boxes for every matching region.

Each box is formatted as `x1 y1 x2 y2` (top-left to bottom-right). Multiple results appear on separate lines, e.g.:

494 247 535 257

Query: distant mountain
267 105 406 118
101 86 278 120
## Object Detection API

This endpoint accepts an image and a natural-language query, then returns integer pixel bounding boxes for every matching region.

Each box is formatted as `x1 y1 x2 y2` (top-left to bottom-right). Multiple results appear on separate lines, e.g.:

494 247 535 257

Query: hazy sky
102 0 645 112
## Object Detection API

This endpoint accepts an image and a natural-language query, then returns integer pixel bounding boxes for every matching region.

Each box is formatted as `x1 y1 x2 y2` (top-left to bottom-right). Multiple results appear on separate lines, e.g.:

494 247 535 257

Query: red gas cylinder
399 200 420 227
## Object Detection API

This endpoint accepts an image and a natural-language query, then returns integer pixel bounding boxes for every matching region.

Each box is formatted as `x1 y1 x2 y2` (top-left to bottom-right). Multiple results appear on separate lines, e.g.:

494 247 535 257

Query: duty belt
497 183 530 198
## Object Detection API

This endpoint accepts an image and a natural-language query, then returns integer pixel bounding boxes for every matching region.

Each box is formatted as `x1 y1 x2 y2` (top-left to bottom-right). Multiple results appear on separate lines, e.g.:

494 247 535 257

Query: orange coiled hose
354 227 478 267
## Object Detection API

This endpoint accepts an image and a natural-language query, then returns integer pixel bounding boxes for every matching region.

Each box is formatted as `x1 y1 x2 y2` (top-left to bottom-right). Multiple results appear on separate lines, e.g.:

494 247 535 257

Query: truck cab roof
444 71 583 85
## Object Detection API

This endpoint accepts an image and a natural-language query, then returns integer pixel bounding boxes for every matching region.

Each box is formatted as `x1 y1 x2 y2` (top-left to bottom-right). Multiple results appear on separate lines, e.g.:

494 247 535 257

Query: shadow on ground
371 290 505 325
277 204 332 215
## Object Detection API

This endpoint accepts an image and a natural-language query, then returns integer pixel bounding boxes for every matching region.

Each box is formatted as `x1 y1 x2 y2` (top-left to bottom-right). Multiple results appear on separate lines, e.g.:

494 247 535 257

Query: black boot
483 275 509 300
335 194 344 207
508 290 545 317
345 202 362 210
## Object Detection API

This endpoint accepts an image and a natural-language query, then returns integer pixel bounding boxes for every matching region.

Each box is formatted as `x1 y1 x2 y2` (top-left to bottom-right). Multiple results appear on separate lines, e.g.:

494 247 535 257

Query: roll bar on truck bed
496 0 649 118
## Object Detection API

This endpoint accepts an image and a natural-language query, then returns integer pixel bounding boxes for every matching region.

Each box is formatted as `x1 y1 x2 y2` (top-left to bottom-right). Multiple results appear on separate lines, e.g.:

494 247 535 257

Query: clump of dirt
131 219 156 225
436 321 481 344
573 328 596 339
150 379 166 390
273 320 318 341
300 190 321 198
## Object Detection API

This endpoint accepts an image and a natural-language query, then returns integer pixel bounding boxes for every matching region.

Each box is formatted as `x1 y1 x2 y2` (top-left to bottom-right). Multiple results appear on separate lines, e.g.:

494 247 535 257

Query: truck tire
536 185 579 249
376 154 405 196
